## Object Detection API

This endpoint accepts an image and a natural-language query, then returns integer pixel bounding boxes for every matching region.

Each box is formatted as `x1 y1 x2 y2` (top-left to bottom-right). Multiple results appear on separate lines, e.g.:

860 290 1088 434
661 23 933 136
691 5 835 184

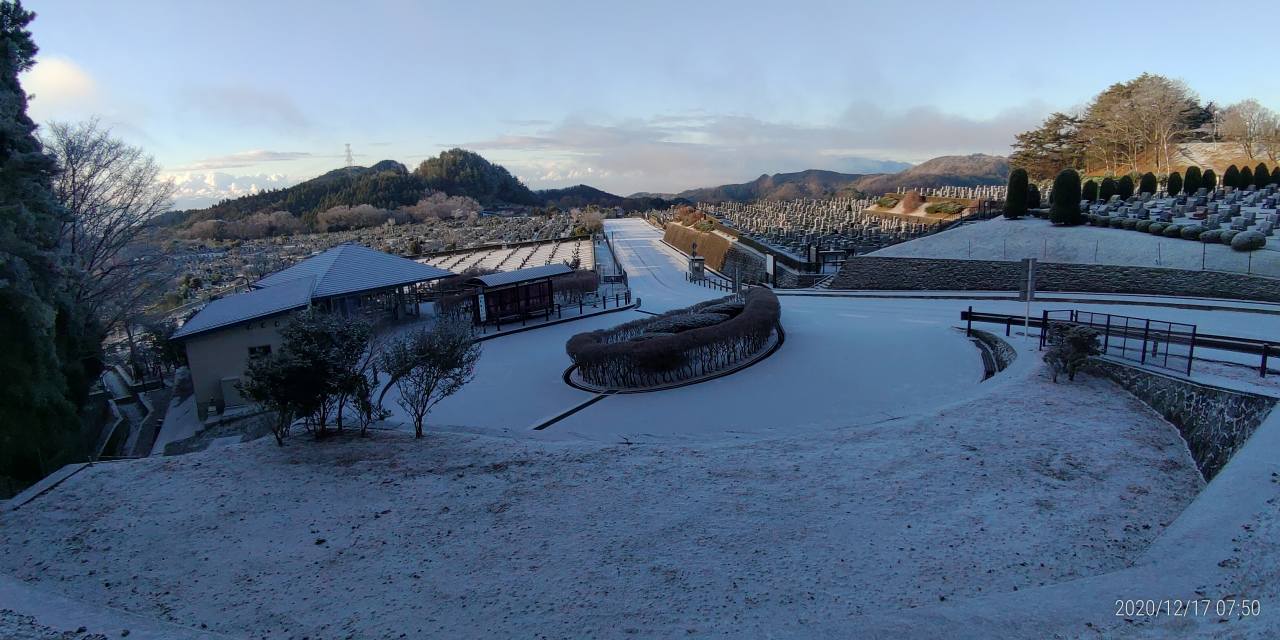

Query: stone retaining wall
829 256 1280 303
1092 358 1277 480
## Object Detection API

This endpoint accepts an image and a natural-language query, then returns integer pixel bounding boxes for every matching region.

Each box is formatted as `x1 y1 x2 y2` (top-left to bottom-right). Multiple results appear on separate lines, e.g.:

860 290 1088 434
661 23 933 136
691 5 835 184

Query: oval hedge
567 287 781 389
1231 230 1267 252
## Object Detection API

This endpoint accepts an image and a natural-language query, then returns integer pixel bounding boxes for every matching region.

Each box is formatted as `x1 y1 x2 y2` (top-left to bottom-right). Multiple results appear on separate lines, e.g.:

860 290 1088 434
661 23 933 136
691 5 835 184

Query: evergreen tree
1256 163 1271 187
1183 166 1201 194
1223 164 1240 188
1165 171 1182 197
1004 168 1028 219
1202 169 1217 191
1028 184 1041 209
1240 166 1253 188
1050 169 1082 225
1082 179 1098 202
1117 174 1135 200
1139 172 1157 195
0 1 99 483
1099 177 1118 201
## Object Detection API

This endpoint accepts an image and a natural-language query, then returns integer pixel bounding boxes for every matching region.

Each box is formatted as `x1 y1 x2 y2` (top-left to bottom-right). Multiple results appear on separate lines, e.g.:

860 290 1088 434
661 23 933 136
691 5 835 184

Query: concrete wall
182 314 291 420
829 256 1280 302
1092 358 1277 480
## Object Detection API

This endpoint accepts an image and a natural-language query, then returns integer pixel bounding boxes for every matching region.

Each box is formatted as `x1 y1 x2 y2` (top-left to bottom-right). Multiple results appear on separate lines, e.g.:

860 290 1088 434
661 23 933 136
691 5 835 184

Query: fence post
1140 320 1151 364
1186 326 1196 376
1039 309 1049 350
1102 318 1111 353
965 305 972 337
1005 316 1011 337
1262 344 1270 378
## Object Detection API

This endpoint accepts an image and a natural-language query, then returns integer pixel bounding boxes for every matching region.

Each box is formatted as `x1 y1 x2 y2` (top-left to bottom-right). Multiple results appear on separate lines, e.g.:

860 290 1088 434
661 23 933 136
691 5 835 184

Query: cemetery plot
420 236 594 274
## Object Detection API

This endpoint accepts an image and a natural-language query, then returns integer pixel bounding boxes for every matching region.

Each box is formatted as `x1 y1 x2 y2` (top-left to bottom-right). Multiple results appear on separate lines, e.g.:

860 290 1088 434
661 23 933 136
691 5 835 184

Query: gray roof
254 244 453 298
468 263 574 288
172 276 314 340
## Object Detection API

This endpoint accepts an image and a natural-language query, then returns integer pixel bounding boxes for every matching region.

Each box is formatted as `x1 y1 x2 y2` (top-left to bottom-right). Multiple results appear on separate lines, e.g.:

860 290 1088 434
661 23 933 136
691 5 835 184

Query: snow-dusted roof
467 263 574 288
254 244 454 299
172 276 314 340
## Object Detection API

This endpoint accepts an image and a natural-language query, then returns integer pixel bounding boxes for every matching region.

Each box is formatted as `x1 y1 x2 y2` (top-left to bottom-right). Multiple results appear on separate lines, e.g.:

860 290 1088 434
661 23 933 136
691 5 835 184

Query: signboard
689 256 706 280
477 291 487 323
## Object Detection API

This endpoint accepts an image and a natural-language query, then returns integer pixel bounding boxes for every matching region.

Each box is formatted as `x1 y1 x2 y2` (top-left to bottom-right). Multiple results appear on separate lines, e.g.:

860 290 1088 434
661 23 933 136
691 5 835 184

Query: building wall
183 315 290 420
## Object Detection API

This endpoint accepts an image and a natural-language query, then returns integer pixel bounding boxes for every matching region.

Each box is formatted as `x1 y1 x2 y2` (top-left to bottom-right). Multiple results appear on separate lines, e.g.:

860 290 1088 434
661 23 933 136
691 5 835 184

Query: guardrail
961 307 1278 377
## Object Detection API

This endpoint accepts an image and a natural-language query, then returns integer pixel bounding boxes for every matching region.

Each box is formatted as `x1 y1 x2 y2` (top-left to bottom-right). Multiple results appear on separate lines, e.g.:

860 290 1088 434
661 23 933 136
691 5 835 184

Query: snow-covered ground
873 216 1280 277
0 351 1205 638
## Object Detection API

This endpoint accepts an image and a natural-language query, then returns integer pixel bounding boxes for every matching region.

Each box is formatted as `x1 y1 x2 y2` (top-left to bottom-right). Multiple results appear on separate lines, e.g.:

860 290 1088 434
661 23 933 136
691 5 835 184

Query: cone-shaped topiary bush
1049 169 1082 225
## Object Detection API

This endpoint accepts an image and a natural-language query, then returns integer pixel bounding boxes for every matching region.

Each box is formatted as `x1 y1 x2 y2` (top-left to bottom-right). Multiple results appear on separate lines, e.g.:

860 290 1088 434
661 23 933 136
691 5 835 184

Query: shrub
900 191 925 213
643 313 729 334
1224 165 1240 188
700 301 746 315
1199 229 1221 243
1240 166 1254 188
925 201 967 215
1123 218 1139 230
1183 166 1201 194
876 195 901 209
1082 179 1098 202
1162 224 1182 238
1166 171 1182 196
1148 222 1167 235
1219 230 1240 245
1136 220 1153 232
1005 168 1028 219
566 289 780 388
1110 218 1125 229
1180 225 1204 240
1100 177 1118 201
1140 172 1157 195
1202 169 1217 191
1050 169 1082 225
1028 184 1042 209
1230 230 1267 251
1043 323 1101 383
1117 174 1135 200
1255 163 1270 187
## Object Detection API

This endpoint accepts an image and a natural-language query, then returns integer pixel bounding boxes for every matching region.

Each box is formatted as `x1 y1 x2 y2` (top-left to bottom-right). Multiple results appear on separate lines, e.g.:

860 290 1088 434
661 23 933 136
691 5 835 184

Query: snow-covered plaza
2 218 1278 638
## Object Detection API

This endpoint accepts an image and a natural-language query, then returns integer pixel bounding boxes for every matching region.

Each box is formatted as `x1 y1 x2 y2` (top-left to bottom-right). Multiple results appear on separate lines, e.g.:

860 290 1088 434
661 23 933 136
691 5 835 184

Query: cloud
20 57 101 120
179 85 311 130
175 150 313 171
464 105 1046 194
164 172 304 210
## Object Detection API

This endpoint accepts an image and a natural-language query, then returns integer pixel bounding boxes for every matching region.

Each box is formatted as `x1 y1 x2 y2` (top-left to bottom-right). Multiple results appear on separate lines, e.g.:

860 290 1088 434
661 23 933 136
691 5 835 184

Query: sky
19 0 1280 209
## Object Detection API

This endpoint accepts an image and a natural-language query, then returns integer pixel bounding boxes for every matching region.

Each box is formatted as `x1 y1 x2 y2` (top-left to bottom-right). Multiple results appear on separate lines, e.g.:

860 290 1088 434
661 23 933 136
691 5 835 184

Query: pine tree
1139 172 1157 195
1117 174 1135 200
1183 166 1201 195
1240 166 1253 189
1202 169 1217 191
1004 168 1028 218
1165 171 1182 197
1223 165 1240 188
0 0 98 482
1050 169 1082 225
1082 179 1098 202
1100 177 1118 201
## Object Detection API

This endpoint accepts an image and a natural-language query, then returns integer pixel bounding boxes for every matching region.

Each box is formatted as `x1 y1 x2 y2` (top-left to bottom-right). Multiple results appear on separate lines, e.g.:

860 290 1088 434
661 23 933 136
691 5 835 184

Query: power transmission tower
344 143 353 168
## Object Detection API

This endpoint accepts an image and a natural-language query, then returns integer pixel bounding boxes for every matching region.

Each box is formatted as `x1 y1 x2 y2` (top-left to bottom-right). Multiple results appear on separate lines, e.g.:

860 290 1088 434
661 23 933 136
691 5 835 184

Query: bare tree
379 316 481 438
43 119 176 330
1218 100 1274 160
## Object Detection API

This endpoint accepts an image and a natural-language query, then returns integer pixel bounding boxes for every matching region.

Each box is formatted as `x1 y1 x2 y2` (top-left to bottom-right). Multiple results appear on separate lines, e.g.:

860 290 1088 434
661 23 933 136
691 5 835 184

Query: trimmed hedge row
1086 214 1268 251
566 287 781 388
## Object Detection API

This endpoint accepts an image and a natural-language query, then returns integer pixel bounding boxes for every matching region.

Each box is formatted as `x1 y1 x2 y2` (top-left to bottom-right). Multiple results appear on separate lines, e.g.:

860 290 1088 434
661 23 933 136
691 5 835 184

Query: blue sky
19 0 1280 207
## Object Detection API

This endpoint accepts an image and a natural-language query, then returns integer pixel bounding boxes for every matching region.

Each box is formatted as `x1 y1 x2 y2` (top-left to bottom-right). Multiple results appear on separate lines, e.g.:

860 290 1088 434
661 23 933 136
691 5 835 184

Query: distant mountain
414 148 540 206
660 155 1010 205
851 154 1010 195
673 169 871 203
180 160 425 226
832 157 913 174
536 184 686 211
